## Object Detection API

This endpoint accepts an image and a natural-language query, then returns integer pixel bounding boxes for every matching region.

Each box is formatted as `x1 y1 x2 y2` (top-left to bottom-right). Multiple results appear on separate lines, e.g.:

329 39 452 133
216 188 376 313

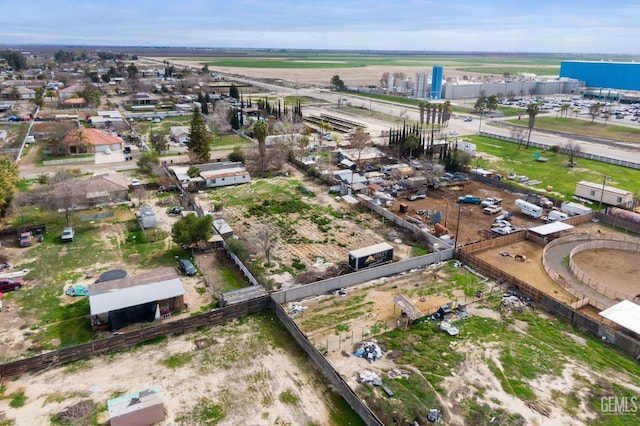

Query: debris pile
440 321 459 336
427 408 443 423
287 303 307 317
388 368 410 380
501 291 533 309
358 370 382 386
353 340 383 362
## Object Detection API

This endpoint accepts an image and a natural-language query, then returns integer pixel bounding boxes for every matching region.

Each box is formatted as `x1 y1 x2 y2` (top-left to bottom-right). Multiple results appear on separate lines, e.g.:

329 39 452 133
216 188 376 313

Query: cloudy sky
2 0 639 54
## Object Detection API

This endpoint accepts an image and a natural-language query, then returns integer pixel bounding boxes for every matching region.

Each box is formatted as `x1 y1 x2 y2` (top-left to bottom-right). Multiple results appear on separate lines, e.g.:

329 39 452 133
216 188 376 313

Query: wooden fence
0 296 270 380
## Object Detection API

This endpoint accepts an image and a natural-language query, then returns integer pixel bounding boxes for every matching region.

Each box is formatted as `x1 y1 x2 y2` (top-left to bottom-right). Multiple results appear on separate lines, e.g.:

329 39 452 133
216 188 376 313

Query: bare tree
588 103 602 123
49 171 81 226
349 128 370 167
210 102 232 138
254 220 279 266
510 127 527 150
563 139 582 166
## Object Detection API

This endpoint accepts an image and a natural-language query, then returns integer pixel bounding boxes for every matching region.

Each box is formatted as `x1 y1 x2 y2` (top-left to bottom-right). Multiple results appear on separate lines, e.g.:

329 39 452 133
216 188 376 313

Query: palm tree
525 103 539 149
441 101 452 127
419 101 427 124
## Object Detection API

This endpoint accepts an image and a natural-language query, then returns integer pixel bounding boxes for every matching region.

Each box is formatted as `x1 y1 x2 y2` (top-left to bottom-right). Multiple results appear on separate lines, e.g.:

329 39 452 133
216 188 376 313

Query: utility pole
454 204 463 252
598 174 607 213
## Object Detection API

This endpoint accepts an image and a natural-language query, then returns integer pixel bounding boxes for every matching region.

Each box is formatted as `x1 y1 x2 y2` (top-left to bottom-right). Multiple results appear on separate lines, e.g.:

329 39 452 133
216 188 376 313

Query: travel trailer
515 199 543 219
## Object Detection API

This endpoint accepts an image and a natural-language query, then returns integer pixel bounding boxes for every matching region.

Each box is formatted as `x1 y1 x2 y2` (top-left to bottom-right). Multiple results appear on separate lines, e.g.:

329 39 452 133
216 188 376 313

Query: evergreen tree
187 109 210 163
229 84 240 100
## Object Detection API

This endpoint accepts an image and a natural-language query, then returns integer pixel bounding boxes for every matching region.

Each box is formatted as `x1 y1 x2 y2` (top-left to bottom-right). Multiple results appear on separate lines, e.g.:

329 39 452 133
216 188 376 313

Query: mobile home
575 181 633 208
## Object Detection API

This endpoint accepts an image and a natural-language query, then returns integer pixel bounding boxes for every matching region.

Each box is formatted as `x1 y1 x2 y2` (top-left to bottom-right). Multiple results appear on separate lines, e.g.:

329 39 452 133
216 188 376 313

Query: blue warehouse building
560 61 640 92
430 65 443 99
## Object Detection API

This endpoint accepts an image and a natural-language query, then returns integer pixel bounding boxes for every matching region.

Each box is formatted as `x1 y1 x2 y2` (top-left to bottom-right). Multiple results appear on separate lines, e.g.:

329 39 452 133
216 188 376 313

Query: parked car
457 195 482 204
481 197 503 207
0 277 24 292
177 258 197 276
491 226 516 236
167 206 183 216
104 148 112 155
131 179 142 186
463 117 473 122
483 205 503 215
517 176 529 183
65 285 89 297
61 227 74 243
19 231 33 247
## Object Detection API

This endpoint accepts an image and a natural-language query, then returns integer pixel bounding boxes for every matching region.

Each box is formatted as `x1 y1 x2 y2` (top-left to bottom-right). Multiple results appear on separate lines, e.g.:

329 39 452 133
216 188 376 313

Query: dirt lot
573 248 640 298
0 313 346 425
391 179 538 245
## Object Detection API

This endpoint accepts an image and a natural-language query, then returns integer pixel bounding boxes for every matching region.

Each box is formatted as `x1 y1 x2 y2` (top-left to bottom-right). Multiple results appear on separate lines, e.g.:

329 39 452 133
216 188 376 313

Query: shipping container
348 242 394 271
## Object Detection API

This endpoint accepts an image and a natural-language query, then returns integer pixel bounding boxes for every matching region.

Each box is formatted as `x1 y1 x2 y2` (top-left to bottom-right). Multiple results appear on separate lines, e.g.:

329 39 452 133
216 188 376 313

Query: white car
131 179 142 186
104 148 112 155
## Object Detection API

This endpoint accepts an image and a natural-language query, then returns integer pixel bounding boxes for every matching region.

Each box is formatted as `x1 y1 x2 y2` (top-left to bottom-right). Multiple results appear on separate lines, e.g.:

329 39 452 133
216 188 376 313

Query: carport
527 222 574 243
89 268 185 331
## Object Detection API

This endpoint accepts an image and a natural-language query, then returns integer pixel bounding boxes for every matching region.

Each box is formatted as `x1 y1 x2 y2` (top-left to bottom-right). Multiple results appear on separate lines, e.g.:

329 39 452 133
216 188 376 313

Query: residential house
88 110 125 131
58 84 85 100
60 97 88 108
83 128 124 154
1 86 36 100
131 92 159 105
89 267 185 331
52 172 129 209
169 126 190 144
199 162 251 188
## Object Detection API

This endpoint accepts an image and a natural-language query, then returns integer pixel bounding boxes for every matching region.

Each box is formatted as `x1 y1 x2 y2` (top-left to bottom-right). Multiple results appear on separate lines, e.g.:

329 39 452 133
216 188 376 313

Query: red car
0 277 24 292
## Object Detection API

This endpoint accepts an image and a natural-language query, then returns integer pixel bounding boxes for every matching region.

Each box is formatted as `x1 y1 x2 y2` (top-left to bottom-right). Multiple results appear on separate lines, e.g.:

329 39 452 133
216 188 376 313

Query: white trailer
515 199 543 219
561 201 593 216
575 181 633 208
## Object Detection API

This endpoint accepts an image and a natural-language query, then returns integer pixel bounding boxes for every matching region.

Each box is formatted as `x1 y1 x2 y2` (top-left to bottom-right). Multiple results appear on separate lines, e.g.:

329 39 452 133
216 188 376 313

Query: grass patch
161 353 194 369
468 135 640 197
177 397 225 425
506 116 640 143
9 389 25 408
278 389 299 405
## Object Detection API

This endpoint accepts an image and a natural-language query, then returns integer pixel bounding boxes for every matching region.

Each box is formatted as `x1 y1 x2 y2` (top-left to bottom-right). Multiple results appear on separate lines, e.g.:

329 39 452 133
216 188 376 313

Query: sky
1 0 640 55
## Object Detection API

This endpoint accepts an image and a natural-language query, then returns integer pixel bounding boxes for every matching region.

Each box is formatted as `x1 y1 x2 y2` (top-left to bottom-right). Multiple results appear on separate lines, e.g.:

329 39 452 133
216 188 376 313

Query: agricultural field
290 263 640 425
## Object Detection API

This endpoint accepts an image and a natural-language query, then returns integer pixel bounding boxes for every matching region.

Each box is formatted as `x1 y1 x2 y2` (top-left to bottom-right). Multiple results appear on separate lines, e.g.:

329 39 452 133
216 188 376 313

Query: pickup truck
457 195 482 204
481 197 503 207
483 205 503 215
19 231 33 247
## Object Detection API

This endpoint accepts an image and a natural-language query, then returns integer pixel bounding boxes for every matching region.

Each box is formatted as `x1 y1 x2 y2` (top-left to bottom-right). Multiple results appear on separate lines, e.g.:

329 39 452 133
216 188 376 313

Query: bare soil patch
473 239 576 304
0 315 339 425
573 248 640 298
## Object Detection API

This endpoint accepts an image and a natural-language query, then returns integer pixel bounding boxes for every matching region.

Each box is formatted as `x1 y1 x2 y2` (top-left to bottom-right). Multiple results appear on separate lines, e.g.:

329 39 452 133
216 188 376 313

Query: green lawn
506 116 640 143
467 135 640 197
